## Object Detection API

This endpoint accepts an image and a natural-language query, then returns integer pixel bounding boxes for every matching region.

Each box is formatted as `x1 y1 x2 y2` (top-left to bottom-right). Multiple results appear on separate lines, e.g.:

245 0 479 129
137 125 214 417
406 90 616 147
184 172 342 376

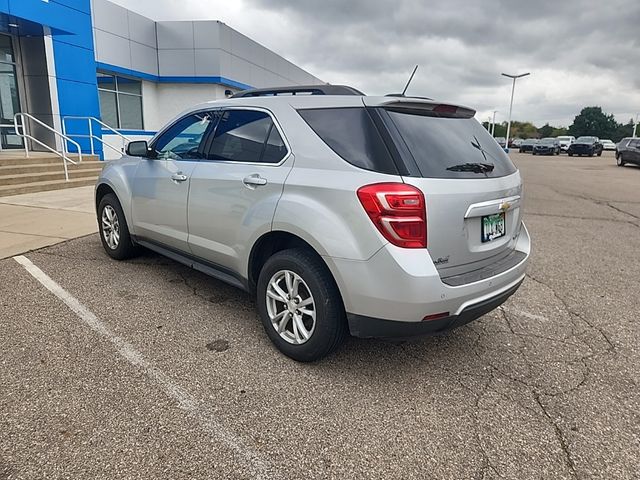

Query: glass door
0 34 23 149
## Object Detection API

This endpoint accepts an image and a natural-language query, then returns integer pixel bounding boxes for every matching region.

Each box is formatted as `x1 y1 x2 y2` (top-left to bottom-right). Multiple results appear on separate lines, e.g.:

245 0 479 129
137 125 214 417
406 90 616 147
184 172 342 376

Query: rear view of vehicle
291 97 530 345
601 139 616 151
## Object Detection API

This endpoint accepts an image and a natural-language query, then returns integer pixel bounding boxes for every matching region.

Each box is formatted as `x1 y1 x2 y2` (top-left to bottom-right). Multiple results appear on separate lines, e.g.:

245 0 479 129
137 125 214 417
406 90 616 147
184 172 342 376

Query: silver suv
95 85 530 362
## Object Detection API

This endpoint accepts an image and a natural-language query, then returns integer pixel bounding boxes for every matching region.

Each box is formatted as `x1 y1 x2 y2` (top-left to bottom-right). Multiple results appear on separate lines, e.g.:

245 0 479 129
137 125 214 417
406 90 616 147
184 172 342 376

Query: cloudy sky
111 0 639 128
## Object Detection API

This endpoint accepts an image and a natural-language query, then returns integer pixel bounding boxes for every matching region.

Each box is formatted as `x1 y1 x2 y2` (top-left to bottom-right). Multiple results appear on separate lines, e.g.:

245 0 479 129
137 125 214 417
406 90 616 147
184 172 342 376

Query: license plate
481 213 506 243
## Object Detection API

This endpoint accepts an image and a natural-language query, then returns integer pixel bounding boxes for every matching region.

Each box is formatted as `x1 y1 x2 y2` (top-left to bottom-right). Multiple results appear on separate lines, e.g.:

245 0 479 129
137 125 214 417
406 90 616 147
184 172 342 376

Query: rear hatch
366 98 523 277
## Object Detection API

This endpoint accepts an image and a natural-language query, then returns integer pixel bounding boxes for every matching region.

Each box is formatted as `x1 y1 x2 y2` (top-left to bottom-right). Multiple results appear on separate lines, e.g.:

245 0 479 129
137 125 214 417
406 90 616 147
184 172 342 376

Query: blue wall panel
51 0 92 15
0 0 101 155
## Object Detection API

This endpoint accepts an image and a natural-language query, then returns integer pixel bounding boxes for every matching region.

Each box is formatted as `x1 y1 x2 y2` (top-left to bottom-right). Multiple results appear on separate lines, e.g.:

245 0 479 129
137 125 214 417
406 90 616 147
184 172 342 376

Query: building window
97 73 143 130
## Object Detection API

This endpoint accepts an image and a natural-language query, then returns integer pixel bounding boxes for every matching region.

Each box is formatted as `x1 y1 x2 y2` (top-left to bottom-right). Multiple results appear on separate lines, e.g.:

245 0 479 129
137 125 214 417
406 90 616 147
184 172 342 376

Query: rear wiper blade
446 162 495 173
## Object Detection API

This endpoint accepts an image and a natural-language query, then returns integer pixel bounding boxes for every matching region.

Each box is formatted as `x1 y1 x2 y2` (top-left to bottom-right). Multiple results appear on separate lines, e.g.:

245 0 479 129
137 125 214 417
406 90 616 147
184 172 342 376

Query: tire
617 154 626 167
597 151 602 157
568 152 573 157
589 151 594 157
532 151 536 156
256 248 347 362
97 193 140 260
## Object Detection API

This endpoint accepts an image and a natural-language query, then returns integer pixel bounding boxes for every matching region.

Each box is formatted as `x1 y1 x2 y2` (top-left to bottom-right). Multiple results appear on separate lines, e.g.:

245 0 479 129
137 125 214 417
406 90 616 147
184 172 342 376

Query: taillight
357 183 427 248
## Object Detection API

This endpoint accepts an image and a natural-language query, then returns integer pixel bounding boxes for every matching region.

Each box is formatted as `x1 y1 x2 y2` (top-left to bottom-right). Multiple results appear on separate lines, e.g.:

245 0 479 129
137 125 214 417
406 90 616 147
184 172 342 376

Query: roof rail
231 84 364 98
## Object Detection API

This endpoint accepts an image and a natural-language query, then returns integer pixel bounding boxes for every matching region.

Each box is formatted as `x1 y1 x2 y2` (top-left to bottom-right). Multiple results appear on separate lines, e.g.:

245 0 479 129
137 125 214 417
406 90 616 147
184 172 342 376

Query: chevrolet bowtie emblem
499 201 511 211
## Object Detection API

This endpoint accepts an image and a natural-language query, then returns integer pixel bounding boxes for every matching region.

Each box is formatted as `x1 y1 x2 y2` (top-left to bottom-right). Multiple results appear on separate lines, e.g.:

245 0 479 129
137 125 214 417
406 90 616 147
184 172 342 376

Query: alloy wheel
101 205 120 250
266 270 316 345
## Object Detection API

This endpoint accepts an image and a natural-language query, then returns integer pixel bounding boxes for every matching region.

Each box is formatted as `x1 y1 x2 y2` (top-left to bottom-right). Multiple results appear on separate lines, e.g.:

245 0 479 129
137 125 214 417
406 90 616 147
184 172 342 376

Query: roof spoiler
231 85 365 98
375 99 476 119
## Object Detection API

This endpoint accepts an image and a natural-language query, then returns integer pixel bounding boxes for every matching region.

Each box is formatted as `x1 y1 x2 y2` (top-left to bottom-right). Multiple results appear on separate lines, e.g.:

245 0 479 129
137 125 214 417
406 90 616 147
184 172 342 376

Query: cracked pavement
1 152 639 479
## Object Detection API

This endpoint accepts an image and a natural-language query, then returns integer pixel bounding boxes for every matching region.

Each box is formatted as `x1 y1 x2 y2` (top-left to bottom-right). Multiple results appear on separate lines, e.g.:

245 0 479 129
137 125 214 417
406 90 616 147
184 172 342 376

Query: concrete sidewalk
0 186 96 259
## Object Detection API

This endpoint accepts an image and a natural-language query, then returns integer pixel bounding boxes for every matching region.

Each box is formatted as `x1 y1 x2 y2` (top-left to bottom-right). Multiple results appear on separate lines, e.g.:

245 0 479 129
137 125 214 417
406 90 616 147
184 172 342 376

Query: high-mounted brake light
357 183 427 248
433 104 458 115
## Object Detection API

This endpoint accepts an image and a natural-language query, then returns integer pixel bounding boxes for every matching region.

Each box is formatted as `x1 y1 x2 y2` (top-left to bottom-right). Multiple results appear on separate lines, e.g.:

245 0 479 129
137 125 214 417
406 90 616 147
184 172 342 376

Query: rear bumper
324 223 530 335
347 277 523 338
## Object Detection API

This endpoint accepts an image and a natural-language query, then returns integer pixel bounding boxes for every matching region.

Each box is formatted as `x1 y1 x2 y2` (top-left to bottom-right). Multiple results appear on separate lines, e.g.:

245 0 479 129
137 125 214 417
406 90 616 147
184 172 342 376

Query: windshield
557 136 571 141
576 136 596 143
539 138 556 145
384 110 517 179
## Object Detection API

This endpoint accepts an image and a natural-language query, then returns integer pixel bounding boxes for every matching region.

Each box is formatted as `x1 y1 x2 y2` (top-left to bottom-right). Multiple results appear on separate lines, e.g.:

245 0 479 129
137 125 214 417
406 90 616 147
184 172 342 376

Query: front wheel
98 193 140 260
257 249 347 362
568 152 573 156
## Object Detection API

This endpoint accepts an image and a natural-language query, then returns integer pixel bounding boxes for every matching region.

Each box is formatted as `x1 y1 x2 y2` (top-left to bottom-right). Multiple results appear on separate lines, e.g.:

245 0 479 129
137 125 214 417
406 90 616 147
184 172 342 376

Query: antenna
401 65 418 96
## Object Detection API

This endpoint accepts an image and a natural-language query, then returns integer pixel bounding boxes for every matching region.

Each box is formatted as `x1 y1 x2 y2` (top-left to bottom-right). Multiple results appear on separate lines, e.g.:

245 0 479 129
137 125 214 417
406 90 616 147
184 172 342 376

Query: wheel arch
247 230 341 297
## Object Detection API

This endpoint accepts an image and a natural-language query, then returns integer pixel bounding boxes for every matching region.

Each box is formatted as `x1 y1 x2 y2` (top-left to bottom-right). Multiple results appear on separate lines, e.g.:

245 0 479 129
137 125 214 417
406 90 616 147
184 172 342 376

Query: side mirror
126 140 151 157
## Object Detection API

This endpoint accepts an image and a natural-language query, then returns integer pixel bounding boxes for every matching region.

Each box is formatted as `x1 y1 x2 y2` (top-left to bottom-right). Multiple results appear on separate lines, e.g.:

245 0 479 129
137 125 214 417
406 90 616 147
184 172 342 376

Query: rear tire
98 193 140 260
256 248 347 362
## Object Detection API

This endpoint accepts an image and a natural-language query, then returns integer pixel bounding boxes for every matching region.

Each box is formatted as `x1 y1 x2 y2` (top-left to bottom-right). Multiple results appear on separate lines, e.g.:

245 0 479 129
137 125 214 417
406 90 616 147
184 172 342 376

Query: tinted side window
262 125 287 163
207 110 274 162
153 112 214 160
298 107 398 175
384 110 517 179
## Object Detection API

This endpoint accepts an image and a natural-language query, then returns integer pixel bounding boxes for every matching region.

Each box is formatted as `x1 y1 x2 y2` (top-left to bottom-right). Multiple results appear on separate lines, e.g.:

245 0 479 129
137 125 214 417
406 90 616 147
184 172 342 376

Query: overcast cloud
110 0 640 127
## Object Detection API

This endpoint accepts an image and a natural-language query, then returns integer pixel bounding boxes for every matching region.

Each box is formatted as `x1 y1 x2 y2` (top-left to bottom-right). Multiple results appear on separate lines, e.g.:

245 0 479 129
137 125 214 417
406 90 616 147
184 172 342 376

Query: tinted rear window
385 110 518 179
298 107 398 175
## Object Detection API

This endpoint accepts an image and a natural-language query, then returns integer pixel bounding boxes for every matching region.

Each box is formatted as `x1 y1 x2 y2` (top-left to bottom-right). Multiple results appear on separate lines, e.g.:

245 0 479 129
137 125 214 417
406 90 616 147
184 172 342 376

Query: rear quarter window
298 107 399 175
384 110 518 179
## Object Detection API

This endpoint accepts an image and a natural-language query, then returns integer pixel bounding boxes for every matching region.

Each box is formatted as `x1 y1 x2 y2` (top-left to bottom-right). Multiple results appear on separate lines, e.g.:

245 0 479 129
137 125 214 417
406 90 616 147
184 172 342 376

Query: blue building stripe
96 62 253 91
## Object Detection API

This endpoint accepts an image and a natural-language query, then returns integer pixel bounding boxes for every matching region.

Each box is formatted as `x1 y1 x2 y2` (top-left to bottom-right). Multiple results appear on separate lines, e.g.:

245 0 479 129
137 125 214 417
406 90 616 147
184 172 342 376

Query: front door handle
171 173 188 182
243 174 267 188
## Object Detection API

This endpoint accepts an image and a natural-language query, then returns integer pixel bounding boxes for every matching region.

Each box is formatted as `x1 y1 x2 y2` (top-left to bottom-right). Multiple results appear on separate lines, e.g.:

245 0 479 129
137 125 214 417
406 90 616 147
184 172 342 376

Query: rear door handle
171 173 188 182
243 174 267 187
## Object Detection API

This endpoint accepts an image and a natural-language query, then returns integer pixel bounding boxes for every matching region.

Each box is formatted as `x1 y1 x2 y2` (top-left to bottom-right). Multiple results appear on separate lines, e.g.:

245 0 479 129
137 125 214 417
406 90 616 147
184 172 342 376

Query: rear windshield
384 110 517 178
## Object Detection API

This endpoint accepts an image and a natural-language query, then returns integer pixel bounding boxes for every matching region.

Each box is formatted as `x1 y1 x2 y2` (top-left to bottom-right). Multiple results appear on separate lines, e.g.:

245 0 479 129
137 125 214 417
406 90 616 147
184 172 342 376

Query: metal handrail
62 116 132 156
14 113 83 181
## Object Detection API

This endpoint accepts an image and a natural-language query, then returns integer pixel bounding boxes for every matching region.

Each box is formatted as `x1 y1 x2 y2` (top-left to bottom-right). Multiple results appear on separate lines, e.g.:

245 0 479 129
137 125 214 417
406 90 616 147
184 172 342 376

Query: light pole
501 72 530 151
491 110 497 137
633 114 639 138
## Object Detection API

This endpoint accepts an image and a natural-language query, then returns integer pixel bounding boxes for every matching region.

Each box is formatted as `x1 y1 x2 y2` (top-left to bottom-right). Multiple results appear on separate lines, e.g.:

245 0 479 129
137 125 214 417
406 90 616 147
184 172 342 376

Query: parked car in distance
95 85 530 362
557 135 575 152
510 138 523 148
567 136 603 157
532 137 560 156
519 138 538 153
601 139 616 151
494 137 507 148
616 137 640 167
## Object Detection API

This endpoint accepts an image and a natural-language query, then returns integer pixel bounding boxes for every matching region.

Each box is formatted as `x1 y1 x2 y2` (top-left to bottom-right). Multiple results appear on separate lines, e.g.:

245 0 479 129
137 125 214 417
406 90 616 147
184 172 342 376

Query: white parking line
13 254 277 480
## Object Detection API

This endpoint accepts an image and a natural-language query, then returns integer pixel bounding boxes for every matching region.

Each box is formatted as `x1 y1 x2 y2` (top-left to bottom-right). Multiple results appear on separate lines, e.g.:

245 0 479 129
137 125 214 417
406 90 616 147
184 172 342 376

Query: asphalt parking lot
1 151 639 480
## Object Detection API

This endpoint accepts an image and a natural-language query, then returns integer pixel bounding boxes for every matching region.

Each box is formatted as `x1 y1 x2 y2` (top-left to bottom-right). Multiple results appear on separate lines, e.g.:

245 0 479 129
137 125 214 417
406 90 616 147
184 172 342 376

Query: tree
613 119 635 142
568 106 619 139
538 123 554 137
509 121 538 139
